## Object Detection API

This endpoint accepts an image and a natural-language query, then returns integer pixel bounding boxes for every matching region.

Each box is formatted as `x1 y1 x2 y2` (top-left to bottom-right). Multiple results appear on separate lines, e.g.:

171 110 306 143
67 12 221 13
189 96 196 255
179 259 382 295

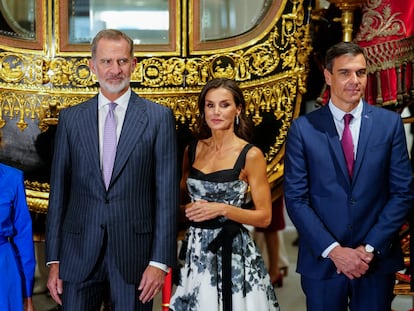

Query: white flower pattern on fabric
170 144 280 311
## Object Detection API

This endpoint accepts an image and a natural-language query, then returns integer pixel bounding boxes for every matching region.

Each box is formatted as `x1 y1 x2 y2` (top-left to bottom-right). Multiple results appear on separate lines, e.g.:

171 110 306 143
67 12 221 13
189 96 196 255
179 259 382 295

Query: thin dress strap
233 143 254 171
188 141 254 171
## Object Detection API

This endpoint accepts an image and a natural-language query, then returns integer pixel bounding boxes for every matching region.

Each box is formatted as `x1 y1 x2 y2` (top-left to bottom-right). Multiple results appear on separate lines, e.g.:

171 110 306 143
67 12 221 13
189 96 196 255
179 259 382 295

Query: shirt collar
328 99 363 122
98 88 131 110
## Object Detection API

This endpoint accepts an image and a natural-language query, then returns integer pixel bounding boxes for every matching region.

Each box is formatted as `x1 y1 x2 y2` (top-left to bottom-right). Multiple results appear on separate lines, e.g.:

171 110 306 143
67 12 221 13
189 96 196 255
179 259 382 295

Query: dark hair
194 78 252 141
91 29 134 59
325 42 366 73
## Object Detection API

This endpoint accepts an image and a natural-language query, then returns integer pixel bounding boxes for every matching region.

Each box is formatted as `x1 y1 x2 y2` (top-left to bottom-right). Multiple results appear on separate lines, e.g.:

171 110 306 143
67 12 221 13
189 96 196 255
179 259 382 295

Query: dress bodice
170 141 280 311
186 142 253 208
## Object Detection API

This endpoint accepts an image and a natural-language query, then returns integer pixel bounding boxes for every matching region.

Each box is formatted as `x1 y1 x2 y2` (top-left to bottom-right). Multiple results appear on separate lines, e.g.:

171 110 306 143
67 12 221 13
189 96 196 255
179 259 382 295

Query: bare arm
186 146 272 227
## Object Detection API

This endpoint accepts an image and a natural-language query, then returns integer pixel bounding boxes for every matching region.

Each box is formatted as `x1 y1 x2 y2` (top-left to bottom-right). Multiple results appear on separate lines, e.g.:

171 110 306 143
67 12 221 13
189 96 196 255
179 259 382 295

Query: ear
131 57 137 72
324 68 331 86
89 58 96 75
236 105 242 115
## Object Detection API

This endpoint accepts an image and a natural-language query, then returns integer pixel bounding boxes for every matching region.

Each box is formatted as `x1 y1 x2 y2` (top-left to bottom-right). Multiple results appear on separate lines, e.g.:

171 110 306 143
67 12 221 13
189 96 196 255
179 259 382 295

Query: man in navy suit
284 41 414 310
45 29 178 310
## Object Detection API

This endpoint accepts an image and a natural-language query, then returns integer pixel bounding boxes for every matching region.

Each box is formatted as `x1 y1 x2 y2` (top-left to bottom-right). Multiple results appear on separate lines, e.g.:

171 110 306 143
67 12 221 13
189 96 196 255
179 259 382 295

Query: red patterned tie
102 102 117 189
341 114 354 177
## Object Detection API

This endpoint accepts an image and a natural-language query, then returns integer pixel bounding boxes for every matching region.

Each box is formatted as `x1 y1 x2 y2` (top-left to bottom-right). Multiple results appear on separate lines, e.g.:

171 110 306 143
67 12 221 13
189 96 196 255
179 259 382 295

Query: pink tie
341 114 354 177
102 102 117 189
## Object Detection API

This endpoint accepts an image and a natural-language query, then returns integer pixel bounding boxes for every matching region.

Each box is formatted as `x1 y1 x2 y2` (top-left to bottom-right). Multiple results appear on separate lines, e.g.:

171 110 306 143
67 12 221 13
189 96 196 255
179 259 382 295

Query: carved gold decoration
329 0 366 42
0 0 312 213
25 181 50 214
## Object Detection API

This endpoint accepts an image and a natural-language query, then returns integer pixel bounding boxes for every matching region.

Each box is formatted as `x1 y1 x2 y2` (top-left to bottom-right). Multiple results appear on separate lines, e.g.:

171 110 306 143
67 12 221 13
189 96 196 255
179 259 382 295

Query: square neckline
188 141 254 180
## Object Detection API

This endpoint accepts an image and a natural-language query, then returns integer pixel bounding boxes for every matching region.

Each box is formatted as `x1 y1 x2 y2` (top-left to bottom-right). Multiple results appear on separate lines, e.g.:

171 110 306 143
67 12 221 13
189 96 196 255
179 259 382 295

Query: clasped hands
185 200 220 222
328 245 374 279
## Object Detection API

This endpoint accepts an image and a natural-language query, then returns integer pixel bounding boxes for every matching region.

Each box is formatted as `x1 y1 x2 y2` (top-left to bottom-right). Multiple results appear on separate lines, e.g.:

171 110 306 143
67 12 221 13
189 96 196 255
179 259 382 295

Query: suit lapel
319 105 351 182
352 102 373 181
320 102 374 185
77 97 101 179
111 93 148 184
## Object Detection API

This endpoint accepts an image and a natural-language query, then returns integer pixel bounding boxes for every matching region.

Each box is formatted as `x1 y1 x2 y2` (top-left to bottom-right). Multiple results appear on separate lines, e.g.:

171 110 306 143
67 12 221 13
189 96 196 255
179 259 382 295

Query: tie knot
108 102 117 111
343 114 353 126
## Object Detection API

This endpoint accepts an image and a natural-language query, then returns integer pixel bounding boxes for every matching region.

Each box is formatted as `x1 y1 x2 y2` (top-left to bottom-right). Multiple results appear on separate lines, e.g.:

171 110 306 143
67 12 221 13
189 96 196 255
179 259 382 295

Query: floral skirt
170 226 280 311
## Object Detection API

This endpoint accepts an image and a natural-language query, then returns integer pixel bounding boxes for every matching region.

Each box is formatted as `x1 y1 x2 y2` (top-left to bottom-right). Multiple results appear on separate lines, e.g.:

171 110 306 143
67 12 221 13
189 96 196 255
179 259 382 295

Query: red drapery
355 0 414 107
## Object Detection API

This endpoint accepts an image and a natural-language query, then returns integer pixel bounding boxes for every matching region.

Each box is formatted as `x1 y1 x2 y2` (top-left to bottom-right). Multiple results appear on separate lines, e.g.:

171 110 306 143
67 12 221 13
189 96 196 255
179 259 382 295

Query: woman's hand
185 200 222 222
24 297 36 311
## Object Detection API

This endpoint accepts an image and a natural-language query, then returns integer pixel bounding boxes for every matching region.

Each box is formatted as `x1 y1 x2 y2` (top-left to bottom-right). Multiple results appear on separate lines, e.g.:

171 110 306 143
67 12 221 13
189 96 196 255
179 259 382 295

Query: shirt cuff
364 244 375 253
322 242 340 258
149 261 169 273
46 261 59 267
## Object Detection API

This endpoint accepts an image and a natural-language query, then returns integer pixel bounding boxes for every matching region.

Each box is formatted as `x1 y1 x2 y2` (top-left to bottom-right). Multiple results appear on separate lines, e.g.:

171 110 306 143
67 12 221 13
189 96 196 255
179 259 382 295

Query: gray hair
91 29 134 59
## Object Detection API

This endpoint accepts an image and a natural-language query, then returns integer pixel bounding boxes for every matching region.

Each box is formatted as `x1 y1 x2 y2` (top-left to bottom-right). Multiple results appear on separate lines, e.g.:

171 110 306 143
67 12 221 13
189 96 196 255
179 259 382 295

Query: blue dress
170 143 280 311
0 163 36 311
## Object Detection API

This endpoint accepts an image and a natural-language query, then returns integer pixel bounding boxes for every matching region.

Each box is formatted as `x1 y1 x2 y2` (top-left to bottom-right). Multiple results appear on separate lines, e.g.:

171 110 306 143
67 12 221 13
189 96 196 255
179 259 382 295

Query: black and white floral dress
170 142 280 311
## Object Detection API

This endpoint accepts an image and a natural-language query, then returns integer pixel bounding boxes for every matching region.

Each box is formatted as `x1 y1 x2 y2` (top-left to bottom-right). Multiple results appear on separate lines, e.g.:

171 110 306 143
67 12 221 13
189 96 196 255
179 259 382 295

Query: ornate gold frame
0 0 45 51
0 0 312 213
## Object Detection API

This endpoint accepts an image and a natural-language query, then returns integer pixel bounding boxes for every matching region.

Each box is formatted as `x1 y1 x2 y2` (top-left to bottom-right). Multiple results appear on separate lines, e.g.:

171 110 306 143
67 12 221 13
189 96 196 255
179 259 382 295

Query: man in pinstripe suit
45 29 178 311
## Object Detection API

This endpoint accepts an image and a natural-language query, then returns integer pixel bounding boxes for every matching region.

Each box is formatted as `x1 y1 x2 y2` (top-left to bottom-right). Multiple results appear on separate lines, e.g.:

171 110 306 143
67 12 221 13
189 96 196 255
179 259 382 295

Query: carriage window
0 0 36 40
68 0 170 45
199 0 272 41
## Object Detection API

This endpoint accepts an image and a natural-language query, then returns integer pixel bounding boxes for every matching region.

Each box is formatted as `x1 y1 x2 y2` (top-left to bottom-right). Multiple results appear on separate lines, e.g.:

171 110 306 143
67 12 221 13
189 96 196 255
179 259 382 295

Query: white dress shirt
322 100 366 258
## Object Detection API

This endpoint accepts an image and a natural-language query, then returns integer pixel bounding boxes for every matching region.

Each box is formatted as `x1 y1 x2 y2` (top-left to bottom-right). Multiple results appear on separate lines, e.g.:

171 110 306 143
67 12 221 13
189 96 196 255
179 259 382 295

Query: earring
236 115 239 125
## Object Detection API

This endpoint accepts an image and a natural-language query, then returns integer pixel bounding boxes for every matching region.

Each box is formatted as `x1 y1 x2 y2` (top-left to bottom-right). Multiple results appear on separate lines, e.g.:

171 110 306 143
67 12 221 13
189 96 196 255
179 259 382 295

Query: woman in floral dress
170 78 280 311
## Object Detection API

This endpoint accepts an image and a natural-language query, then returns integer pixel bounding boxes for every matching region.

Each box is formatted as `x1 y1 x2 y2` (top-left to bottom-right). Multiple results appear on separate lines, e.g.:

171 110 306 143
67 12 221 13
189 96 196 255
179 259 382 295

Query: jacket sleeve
12 170 36 298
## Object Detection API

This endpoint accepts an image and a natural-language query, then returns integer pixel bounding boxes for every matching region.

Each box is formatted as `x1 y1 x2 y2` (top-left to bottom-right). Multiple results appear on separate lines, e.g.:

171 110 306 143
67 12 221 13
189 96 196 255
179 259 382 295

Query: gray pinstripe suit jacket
45 91 179 284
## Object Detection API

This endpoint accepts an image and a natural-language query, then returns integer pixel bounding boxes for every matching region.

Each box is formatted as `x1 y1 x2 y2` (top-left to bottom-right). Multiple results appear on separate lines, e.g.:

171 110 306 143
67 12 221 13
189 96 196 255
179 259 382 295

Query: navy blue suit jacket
46 92 179 284
284 102 413 279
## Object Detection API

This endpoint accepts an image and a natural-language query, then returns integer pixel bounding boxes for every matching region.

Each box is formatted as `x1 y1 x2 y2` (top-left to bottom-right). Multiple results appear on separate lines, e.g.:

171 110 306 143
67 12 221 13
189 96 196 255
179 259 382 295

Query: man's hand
356 245 375 264
328 245 371 279
138 265 166 303
47 263 63 305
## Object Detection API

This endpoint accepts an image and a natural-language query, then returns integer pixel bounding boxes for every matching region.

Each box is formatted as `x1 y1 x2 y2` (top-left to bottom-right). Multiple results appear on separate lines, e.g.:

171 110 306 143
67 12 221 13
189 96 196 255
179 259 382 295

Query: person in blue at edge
284 41 414 311
0 131 36 311
169 78 280 311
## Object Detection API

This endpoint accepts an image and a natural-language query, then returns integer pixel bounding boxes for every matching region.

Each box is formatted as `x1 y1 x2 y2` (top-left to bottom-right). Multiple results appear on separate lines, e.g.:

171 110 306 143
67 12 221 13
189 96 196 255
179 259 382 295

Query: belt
192 219 245 311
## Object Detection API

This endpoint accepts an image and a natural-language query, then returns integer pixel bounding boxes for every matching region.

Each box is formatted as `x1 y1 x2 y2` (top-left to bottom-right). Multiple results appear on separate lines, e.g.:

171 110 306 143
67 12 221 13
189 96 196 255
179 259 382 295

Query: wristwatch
365 244 374 253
